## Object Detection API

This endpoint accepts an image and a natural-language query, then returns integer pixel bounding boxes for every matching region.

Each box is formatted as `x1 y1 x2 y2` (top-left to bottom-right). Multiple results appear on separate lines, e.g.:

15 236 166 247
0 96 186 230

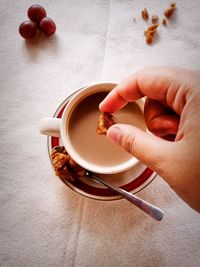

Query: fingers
99 66 192 114
144 98 180 137
107 124 176 172
99 78 143 112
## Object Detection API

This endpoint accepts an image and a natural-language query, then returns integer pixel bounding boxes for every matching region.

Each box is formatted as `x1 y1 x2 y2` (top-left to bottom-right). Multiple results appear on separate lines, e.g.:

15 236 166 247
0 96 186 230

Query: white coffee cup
40 82 146 174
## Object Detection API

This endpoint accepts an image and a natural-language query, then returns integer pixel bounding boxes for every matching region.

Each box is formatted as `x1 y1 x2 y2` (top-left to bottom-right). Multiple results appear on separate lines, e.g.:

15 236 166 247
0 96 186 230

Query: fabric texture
0 1 200 266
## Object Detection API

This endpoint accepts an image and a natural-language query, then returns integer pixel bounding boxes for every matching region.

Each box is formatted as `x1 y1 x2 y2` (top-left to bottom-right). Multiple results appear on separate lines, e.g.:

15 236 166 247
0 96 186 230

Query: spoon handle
88 172 164 221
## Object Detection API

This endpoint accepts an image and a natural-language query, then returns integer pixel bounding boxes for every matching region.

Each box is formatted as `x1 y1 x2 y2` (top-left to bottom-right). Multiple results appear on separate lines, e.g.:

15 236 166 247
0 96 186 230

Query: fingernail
107 126 121 144
99 102 103 111
99 102 105 112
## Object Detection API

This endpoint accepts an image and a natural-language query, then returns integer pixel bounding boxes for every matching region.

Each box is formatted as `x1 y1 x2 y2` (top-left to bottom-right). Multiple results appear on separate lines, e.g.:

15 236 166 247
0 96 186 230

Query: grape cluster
19 4 56 39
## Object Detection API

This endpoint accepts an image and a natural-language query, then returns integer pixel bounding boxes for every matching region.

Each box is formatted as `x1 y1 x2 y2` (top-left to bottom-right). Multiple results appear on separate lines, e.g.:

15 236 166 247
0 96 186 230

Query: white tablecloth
0 1 200 266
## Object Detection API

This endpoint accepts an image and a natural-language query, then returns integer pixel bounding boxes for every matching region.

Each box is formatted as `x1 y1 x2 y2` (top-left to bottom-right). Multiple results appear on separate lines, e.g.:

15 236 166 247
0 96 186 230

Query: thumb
107 124 175 172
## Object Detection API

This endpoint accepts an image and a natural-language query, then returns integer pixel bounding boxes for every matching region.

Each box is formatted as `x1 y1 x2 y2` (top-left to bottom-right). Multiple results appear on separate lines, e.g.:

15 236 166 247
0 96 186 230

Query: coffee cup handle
40 118 61 137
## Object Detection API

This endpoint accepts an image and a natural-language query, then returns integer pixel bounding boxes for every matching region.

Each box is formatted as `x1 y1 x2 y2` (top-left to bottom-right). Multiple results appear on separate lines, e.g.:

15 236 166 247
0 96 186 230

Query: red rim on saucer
47 89 156 201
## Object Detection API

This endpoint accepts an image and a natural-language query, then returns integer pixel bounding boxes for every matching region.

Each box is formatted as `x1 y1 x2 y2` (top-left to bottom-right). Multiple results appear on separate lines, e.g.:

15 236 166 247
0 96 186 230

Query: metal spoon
85 171 163 221
51 146 164 221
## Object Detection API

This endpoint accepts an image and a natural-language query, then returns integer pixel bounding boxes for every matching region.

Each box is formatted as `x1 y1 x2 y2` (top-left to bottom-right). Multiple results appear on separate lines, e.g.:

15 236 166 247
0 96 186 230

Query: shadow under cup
61 83 146 174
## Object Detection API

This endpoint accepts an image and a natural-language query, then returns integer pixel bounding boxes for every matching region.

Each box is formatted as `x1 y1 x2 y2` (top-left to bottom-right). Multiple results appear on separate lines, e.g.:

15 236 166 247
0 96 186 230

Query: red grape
40 17 56 35
28 4 46 23
19 20 37 39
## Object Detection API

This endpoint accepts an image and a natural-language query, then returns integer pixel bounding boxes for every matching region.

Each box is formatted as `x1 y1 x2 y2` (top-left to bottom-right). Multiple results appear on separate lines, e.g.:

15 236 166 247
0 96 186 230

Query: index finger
99 66 191 114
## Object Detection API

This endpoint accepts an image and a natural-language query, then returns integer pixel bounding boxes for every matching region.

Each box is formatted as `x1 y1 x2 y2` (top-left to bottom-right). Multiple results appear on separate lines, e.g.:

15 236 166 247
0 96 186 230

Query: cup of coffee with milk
40 82 147 174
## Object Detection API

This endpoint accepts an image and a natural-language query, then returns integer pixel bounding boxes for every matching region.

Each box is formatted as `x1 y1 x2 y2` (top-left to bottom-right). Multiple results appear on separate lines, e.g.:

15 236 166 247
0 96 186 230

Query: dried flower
152 15 159 24
162 18 167 26
164 6 176 18
141 8 149 20
144 24 159 44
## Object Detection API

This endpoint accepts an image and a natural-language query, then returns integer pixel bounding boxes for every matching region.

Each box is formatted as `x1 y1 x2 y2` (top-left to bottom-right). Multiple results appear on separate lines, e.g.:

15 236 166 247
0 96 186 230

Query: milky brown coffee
68 91 146 168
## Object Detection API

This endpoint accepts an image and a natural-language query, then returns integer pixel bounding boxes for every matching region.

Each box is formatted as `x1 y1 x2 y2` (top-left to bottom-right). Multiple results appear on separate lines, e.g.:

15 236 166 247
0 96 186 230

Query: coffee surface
68 91 146 167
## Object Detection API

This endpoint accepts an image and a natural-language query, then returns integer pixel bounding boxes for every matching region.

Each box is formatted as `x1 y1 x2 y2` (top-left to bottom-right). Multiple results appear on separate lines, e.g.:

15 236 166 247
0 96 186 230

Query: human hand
99 66 200 212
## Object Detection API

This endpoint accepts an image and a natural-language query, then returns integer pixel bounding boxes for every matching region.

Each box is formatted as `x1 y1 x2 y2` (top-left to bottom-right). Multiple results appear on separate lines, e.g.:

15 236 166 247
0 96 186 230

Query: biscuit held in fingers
96 112 117 135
